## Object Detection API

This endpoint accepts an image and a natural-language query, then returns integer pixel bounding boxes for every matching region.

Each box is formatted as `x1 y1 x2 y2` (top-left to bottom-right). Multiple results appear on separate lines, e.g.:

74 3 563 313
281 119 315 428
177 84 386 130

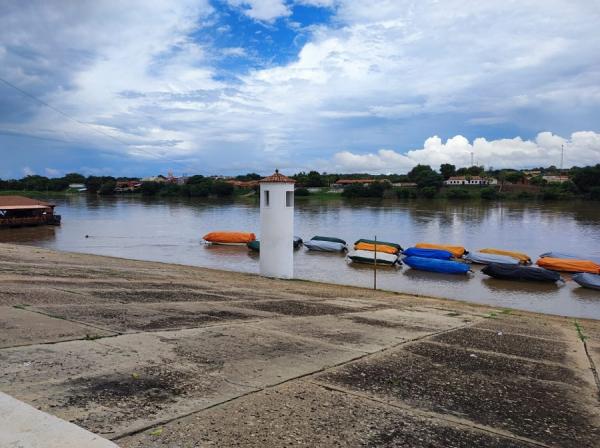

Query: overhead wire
0 76 169 160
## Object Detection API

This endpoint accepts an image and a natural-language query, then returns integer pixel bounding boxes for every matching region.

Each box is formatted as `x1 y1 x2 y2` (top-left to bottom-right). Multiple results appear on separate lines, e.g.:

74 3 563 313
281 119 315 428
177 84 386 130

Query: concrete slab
0 391 118 448
118 381 539 448
0 306 115 348
1 325 359 437
251 314 408 352
237 299 358 316
319 339 600 447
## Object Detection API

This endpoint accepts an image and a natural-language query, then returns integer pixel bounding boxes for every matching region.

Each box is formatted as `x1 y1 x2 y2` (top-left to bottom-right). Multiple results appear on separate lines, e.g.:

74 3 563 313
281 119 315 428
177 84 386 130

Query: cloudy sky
1 0 599 178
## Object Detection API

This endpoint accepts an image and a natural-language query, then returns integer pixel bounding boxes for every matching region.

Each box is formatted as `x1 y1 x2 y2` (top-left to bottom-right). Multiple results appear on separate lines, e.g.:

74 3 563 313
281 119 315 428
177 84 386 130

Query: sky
0 0 599 178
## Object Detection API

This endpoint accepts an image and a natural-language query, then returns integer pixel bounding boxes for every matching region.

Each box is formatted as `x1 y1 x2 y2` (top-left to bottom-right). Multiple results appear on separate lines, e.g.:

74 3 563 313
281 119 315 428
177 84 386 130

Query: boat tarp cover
348 249 399 265
354 242 399 255
482 263 561 282
311 235 347 245
465 251 520 265
247 237 303 252
204 231 256 244
404 256 470 275
479 248 531 264
354 239 402 251
247 240 260 251
536 257 600 274
402 247 453 260
415 243 466 258
540 252 600 265
304 240 346 252
572 273 600 291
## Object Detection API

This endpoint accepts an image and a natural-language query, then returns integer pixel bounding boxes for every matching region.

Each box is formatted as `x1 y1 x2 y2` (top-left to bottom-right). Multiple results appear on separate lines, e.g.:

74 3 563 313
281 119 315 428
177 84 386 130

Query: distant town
1 163 599 201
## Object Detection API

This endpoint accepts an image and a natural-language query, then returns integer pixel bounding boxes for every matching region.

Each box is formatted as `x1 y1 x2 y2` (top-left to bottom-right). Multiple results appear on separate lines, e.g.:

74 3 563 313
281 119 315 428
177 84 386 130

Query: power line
0 76 167 160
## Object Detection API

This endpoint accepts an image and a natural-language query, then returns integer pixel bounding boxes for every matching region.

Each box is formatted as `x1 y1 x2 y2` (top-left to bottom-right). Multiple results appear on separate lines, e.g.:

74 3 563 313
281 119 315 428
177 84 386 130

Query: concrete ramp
0 392 119 448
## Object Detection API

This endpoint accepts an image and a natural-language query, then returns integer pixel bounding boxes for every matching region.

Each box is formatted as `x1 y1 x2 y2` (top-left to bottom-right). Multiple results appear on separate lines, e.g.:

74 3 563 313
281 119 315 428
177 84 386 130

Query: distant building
542 175 570 183
523 170 542 178
115 180 142 192
68 183 87 192
0 196 61 227
226 180 260 189
141 175 167 183
444 176 497 186
392 182 417 188
332 179 390 188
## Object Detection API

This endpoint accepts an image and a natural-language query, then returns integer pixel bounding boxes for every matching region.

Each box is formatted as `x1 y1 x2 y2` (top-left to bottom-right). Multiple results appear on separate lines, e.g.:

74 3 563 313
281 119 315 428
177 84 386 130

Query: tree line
1 164 599 200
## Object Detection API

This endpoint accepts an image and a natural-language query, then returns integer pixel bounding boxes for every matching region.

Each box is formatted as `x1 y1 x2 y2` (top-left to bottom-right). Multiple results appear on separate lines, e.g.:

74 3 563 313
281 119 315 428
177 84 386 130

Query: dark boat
482 263 561 282
404 256 470 275
247 236 303 252
311 235 347 245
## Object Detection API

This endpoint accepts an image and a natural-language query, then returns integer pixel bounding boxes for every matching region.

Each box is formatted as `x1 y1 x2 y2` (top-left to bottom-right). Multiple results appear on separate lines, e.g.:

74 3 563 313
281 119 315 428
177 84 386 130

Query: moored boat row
202 231 600 290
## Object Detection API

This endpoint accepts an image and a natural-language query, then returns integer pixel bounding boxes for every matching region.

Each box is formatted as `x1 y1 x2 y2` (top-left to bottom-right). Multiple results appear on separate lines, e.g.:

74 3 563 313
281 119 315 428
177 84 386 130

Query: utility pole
470 152 474 167
373 235 377 291
560 144 564 173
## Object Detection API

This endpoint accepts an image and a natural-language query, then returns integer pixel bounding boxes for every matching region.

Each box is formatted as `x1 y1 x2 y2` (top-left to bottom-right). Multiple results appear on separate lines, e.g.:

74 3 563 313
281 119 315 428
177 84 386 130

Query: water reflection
1 195 599 319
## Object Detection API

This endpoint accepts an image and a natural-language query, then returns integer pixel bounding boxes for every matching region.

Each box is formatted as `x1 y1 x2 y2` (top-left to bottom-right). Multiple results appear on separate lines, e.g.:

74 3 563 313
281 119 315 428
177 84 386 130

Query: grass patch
574 320 588 342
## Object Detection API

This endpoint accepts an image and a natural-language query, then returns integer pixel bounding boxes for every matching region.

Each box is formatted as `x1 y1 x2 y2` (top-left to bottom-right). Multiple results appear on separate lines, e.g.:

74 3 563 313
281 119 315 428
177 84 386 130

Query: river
2 195 600 319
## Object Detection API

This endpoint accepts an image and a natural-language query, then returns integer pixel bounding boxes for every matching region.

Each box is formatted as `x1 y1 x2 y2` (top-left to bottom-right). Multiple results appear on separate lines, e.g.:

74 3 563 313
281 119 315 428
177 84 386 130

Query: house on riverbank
0 196 61 228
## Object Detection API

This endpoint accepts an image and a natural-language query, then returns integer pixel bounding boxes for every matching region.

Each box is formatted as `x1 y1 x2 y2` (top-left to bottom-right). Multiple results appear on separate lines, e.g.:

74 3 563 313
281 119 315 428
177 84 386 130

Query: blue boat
404 256 470 275
402 247 453 260
572 273 600 291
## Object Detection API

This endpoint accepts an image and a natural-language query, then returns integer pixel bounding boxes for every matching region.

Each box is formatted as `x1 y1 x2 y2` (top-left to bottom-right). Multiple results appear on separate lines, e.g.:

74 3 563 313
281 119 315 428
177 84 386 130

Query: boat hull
402 247 453 260
572 273 600 291
404 256 470 275
304 240 347 252
415 243 466 258
203 231 256 245
482 263 561 282
465 252 520 265
348 249 399 265
536 257 600 274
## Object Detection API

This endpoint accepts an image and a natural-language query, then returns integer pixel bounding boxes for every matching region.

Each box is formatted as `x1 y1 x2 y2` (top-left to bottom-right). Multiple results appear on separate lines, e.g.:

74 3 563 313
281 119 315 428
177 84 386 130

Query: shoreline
1 242 599 446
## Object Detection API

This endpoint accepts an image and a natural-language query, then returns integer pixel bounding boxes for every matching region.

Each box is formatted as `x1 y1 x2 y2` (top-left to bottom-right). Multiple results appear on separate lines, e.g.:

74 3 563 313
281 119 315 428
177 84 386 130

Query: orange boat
536 257 600 274
203 231 256 245
354 242 399 255
479 248 531 264
415 243 466 258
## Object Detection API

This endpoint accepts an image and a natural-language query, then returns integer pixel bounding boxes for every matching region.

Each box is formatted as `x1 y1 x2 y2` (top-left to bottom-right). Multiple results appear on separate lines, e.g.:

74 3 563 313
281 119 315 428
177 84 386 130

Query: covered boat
354 239 402 255
415 243 467 258
402 247 453 260
203 231 256 245
572 273 600 291
304 239 347 252
539 252 600 265
536 257 600 274
348 249 399 266
310 235 347 245
482 263 561 282
465 251 520 265
247 236 303 252
404 256 470 275
479 248 531 265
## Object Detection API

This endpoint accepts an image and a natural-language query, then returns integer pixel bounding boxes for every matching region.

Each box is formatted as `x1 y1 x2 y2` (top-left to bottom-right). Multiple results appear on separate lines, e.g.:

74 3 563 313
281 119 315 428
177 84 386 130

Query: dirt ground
1 242 599 447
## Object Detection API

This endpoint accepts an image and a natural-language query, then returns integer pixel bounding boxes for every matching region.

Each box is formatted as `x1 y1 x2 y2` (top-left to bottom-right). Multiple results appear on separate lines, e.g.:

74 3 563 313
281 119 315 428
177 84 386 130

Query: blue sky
1 0 599 178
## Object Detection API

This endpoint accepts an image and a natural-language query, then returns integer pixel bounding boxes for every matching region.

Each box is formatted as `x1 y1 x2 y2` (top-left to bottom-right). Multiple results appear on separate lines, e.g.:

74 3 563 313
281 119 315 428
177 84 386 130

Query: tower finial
275 168 279 174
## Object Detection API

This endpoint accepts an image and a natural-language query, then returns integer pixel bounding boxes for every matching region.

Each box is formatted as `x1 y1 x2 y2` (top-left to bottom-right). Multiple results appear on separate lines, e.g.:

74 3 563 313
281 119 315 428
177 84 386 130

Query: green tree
306 171 323 187
571 164 600 193
211 181 234 197
98 181 116 195
63 173 86 184
440 163 456 180
140 182 162 196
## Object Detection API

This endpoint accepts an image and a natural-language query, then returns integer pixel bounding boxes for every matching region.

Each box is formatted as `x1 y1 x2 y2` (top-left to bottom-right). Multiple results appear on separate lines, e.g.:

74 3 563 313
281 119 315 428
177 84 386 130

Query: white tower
259 170 295 279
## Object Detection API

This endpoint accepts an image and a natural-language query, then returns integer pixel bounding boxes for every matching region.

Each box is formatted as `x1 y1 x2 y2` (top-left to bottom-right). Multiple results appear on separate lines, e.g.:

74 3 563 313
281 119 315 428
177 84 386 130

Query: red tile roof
260 170 295 183
0 195 54 210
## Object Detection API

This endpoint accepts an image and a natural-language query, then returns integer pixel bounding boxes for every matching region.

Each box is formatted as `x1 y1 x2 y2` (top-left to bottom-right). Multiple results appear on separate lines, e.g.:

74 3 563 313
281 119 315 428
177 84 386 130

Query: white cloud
22 166 34 176
0 1 599 175
227 0 291 22
330 131 600 173
44 168 61 177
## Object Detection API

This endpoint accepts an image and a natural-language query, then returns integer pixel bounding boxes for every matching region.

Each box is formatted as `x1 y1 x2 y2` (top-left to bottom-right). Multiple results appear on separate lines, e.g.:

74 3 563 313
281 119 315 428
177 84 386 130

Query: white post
259 171 295 279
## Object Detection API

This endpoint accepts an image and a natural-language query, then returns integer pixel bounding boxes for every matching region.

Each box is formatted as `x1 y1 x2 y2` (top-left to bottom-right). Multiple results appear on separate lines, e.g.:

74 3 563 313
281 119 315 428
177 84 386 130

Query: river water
2 195 600 319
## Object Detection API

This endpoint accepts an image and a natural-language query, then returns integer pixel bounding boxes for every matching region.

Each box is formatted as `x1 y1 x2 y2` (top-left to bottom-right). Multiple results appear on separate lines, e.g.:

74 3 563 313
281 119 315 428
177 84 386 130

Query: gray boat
465 251 519 265
304 239 347 252
572 273 600 291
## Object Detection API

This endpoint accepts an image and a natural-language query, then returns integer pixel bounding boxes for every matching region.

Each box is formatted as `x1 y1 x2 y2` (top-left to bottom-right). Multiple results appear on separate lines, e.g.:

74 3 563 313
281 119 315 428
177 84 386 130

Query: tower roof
260 169 295 184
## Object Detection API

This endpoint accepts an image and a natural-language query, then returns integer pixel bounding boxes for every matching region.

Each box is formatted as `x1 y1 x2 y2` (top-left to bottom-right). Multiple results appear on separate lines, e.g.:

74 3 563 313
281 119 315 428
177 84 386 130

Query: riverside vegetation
1 164 599 201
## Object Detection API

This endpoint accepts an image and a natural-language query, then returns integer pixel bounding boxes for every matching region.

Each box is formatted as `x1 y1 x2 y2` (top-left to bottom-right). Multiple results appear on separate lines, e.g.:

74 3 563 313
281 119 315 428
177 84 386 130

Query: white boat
304 239 347 252
347 249 399 265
